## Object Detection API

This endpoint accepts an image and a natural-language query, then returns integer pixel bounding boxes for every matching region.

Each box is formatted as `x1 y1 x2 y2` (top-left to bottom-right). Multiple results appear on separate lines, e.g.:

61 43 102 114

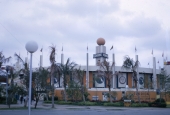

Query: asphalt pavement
0 101 170 115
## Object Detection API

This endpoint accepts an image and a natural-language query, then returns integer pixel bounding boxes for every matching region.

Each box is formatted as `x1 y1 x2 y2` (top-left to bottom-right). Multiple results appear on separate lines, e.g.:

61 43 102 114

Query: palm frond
122 55 134 70
49 45 56 64
14 53 24 64
0 51 11 67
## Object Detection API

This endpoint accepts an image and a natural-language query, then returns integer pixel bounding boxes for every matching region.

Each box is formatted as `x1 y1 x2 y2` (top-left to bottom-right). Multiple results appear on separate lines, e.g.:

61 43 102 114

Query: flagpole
162 51 164 67
86 44 89 89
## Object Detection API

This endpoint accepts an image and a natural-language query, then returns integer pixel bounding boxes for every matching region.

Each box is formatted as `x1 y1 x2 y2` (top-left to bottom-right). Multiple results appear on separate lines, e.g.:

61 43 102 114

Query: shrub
155 98 166 103
148 98 167 108
0 96 6 104
44 96 58 101
131 103 148 107
104 102 124 107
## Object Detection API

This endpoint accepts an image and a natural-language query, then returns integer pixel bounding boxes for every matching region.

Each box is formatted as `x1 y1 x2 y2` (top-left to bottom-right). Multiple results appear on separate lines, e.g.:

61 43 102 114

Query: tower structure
93 38 108 65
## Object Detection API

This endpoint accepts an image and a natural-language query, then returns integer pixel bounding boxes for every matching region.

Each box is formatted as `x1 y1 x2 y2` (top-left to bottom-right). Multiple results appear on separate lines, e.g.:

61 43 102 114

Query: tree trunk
51 75 54 108
34 96 39 109
64 87 67 102
108 87 112 103
148 87 150 102
81 86 85 102
135 84 141 104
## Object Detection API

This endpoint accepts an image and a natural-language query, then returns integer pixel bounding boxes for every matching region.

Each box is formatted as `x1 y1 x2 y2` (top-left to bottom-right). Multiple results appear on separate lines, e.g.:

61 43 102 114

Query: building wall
128 73 132 88
89 72 93 88
54 88 159 102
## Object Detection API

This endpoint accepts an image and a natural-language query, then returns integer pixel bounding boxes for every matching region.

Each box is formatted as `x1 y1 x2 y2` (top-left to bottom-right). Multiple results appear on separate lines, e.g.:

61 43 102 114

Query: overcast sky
0 0 170 69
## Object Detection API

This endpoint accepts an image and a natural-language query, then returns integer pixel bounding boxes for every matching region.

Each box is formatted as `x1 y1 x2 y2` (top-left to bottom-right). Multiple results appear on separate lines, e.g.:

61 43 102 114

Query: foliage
103 102 124 106
122 55 141 103
0 51 11 67
14 53 30 107
49 45 55 107
32 67 50 109
131 103 148 107
59 58 77 102
123 92 134 100
72 67 88 102
97 60 115 103
7 84 24 108
158 69 170 101
148 98 167 108
66 81 82 102
44 96 58 101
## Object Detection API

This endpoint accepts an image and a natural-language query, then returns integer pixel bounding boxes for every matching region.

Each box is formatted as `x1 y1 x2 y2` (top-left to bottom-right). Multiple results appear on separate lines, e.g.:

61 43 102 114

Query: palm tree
122 55 141 103
73 67 86 102
0 51 11 68
32 67 50 108
49 45 62 108
60 58 77 102
97 60 114 103
49 45 56 108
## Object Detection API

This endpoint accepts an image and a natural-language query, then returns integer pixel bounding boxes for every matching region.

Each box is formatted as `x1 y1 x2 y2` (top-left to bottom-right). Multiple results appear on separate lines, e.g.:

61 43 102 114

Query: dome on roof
97 38 105 45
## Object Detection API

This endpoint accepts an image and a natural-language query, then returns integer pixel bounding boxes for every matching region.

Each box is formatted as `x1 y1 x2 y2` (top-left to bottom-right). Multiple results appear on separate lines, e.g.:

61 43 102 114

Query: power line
0 22 39 64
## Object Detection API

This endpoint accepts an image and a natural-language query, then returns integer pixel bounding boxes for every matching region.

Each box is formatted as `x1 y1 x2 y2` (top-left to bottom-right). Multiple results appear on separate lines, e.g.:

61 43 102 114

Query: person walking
23 95 26 103
20 95 23 104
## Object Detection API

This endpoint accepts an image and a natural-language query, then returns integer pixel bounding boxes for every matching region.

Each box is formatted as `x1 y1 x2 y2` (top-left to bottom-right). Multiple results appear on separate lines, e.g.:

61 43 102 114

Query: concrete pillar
153 57 157 89
136 55 139 89
86 53 89 88
60 53 64 87
40 55 43 67
112 53 116 88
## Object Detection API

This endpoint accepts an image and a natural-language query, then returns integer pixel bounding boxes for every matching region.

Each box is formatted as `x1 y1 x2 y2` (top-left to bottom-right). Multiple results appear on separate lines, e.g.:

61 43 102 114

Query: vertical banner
118 73 127 88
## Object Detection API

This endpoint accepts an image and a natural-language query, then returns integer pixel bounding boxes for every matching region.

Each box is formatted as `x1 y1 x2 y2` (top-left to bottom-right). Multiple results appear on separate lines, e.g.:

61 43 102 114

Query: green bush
75 101 97 106
44 96 58 101
0 96 6 104
148 98 167 108
155 98 166 103
131 103 148 107
104 102 123 107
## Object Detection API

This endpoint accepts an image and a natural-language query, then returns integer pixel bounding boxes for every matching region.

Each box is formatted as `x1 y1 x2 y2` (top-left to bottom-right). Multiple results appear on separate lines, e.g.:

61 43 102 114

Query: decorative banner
139 74 144 89
95 75 105 87
118 73 127 88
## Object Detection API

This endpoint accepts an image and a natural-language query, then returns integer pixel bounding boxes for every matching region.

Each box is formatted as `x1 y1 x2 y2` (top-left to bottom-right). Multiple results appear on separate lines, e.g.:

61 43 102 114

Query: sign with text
93 53 108 58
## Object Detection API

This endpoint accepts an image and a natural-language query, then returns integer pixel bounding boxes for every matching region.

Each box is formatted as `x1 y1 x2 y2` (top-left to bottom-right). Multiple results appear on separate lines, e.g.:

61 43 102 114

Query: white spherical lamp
25 41 38 53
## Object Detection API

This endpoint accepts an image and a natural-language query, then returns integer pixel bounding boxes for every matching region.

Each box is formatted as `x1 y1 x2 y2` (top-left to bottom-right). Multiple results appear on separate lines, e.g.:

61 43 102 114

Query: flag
151 49 153 55
135 46 137 52
40 48 43 52
148 63 149 65
110 45 113 50
162 52 164 57
61 46 63 51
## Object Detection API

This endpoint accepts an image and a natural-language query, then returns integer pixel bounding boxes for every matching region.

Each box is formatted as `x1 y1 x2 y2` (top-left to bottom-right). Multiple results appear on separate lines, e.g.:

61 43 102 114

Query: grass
0 107 32 110
166 104 170 108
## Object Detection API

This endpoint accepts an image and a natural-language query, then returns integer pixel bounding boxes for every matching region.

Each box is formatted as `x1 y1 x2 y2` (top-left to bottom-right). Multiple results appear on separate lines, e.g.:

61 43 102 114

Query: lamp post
25 41 38 115
125 85 129 96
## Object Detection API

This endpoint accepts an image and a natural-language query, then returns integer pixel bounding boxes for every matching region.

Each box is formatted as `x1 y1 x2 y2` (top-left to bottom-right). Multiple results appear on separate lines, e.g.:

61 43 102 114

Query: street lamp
25 41 38 115
125 85 129 96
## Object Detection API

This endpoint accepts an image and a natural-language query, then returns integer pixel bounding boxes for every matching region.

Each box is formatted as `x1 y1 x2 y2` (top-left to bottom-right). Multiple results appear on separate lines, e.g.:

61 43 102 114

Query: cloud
0 0 170 69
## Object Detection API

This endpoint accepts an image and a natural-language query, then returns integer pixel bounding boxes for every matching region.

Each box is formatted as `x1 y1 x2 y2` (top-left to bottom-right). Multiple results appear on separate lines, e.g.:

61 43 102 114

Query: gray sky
0 0 170 69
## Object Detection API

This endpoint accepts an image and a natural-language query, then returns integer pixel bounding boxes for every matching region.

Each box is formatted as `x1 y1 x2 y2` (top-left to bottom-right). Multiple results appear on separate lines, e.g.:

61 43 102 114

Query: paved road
0 108 170 115
0 101 170 115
